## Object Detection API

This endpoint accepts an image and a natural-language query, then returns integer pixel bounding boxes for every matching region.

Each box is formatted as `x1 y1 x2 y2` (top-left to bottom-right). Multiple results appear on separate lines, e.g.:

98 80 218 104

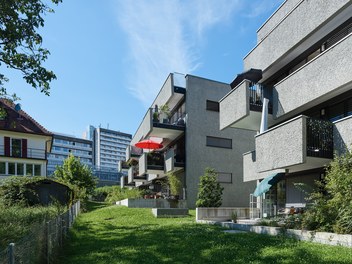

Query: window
34 165 41 176
217 172 232 183
11 138 22 157
26 164 33 176
206 100 219 112
8 163 15 175
0 162 5 174
17 163 24 175
206 136 232 149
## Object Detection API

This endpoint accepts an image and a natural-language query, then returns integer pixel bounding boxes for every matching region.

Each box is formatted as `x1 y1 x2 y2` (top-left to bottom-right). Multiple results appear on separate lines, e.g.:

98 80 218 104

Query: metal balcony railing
147 152 164 169
249 84 273 113
0 145 46 159
306 118 333 159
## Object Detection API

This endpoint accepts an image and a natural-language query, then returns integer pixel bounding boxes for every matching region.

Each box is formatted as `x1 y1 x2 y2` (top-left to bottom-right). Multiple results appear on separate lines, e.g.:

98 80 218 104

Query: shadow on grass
85 201 109 212
60 207 352 264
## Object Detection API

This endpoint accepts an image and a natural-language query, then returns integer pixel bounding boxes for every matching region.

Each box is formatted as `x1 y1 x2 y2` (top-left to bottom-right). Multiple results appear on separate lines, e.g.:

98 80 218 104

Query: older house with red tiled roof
0 99 53 178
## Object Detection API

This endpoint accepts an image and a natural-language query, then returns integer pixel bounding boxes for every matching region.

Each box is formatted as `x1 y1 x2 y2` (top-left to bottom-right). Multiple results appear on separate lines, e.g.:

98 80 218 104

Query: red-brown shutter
4 137 10 156
22 139 27 158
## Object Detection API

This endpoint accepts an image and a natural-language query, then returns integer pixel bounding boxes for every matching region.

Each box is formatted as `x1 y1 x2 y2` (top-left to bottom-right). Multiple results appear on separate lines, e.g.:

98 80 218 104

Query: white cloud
244 0 283 18
115 0 240 106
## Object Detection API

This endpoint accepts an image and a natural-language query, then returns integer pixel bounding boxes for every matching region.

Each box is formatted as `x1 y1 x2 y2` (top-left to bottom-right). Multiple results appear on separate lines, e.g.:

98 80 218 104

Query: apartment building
0 99 52 178
122 73 256 208
86 126 131 168
219 0 352 216
47 133 93 176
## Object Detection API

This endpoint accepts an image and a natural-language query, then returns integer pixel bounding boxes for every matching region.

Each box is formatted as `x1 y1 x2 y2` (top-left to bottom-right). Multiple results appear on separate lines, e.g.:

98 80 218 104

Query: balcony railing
147 152 164 170
249 84 272 113
0 145 46 159
306 118 333 159
152 108 186 127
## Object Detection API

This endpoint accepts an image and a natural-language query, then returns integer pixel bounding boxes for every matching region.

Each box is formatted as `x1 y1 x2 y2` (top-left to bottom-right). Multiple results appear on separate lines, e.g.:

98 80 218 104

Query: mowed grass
60 202 352 264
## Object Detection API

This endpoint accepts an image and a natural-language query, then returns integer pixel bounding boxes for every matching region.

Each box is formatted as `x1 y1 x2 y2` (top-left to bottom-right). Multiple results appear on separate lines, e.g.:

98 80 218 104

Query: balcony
138 152 165 177
128 166 146 184
220 80 273 131
125 145 143 162
255 115 333 173
165 148 185 173
118 160 129 173
0 145 46 160
131 73 186 146
244 0 351 78
273 33 352 119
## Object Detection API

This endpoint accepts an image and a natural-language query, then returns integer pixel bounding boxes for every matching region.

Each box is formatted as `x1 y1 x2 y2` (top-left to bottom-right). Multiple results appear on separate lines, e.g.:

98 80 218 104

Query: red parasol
135 139 163 150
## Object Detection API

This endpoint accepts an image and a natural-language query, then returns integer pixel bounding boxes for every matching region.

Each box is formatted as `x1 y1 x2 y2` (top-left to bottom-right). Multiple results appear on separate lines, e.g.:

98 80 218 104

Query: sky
3 0 283 138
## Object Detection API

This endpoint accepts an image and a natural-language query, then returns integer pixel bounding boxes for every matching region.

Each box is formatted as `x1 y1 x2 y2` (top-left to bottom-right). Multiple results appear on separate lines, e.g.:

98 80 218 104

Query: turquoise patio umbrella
253 173 285 197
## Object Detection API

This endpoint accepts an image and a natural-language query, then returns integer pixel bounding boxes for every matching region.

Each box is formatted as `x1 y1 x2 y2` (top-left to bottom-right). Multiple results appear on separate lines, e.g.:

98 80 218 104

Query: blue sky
3 0 283 137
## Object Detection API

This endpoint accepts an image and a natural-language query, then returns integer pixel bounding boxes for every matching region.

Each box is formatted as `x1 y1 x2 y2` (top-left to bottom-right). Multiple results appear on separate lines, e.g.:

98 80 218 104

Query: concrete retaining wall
196 207 260 221
152 208 189 218
116 198 187 208
203 221 352 248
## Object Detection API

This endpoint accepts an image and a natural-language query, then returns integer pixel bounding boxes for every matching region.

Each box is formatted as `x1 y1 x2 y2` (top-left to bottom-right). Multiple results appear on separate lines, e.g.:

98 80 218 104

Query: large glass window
12 139 22 157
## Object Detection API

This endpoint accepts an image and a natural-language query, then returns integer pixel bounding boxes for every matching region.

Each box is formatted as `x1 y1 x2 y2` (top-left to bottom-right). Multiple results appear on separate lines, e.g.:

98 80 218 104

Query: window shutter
4 137 10 156
22 139 27 158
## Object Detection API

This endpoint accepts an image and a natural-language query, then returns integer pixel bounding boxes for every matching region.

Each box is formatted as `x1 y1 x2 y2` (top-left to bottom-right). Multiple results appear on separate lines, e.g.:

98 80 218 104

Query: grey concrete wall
138 153 147 176
219 80 249 130
128 167 133 184
185 75 256 209
165 148 174 172
274 34 352 118
256 115 306 172
257 0 303 42
244 0 349 72
334 116 352 155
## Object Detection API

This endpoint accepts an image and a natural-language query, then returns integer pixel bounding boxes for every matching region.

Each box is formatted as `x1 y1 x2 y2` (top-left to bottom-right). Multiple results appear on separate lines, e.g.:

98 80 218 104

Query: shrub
91 186 142 203
0 176 45 206
196 167 223 207
302 149 352 234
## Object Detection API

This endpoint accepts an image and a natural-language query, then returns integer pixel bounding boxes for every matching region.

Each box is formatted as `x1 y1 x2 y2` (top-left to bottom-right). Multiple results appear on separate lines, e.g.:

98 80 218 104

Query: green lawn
60 202 352 264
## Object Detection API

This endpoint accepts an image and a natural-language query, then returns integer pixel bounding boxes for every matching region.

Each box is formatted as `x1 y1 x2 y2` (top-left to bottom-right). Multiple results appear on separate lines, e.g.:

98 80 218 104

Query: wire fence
0 201 80 264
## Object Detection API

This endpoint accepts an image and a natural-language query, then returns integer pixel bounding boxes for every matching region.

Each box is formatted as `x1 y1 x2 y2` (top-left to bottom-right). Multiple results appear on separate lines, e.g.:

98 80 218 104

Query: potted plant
231 211 237 223
159 104 171 124
153 111 159 122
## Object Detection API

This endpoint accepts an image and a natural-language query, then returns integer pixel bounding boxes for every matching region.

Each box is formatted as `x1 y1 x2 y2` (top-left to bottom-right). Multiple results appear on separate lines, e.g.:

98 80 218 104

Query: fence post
46 222 50 264
8 243 15 264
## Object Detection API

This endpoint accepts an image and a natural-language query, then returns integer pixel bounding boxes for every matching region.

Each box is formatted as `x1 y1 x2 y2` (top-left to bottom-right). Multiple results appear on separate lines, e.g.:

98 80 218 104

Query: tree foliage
302 149 352 234
196 167 224 207
54 154 97 199
0 0 61 98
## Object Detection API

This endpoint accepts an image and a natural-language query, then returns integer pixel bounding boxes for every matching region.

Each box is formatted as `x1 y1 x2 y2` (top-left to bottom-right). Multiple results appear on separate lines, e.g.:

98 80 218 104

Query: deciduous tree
0 0 61 98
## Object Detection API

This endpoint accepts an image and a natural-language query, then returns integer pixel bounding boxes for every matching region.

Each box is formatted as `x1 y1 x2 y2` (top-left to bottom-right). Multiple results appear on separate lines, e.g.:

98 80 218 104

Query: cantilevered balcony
244 0 351 78
138 152 165 177
125 145 143 162
128 166 146 184
273 33 352 119
220 80 273 131
255 115 333 173
131 73 186 146
165 148 185 173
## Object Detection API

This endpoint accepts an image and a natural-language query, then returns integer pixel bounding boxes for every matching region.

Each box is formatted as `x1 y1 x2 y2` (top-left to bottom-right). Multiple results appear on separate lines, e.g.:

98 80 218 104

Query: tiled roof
0 99 52 136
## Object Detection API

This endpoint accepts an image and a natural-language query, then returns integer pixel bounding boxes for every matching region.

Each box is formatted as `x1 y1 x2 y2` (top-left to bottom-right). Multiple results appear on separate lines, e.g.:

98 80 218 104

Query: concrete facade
125 73 256 209
219 1 352 216
185 75 256 208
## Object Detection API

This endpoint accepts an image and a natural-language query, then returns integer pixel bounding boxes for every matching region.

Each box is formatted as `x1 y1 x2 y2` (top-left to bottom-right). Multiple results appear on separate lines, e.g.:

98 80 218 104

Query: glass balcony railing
151 108 186 127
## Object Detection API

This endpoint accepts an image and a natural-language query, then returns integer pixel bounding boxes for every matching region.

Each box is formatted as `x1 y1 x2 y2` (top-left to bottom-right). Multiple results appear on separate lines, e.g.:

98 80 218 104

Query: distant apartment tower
85 125 132 168
47 133 93 176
